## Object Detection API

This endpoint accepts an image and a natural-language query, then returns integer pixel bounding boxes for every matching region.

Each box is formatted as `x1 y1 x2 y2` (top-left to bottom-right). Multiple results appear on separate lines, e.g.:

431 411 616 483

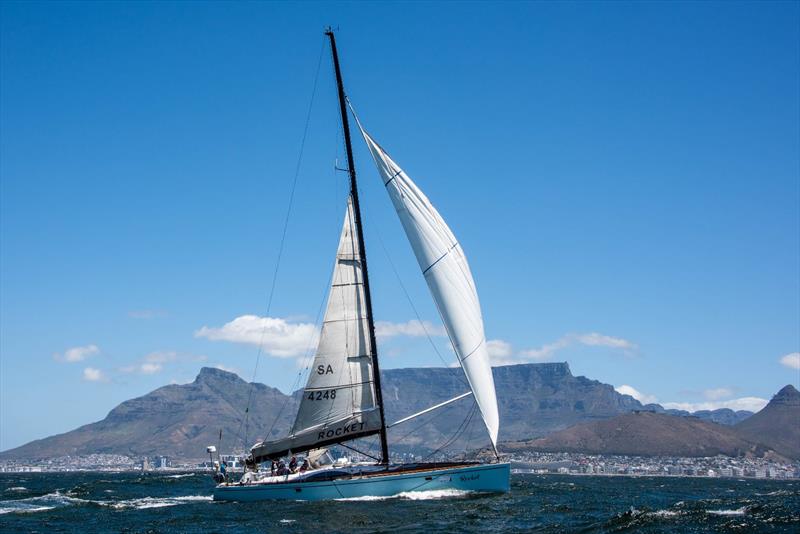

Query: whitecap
279 519 296 524
5 486 27 492
108 495 213 510
0 491 89 514
0 504 55 515
649 509 682 518
165 473 195 479
707 507 747 516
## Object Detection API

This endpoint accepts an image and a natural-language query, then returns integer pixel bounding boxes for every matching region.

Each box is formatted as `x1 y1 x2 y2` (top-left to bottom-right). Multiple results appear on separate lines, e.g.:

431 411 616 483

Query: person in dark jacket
289 456 298 473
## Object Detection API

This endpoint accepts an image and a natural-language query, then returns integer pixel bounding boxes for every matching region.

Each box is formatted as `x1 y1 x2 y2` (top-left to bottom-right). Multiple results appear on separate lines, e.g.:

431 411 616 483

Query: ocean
1 471 797 532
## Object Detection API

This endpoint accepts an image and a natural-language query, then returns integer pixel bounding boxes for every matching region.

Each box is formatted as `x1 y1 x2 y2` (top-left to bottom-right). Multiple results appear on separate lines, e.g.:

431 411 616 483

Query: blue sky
1 1 798 451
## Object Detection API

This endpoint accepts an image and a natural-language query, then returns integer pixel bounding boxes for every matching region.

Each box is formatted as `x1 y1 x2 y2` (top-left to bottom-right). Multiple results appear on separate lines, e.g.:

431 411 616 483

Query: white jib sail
251 197 382 460
352 113 500 449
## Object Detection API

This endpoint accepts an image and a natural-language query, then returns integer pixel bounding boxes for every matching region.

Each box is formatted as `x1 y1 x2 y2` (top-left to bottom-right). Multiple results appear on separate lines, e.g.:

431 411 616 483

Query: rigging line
238 37 326 453
423 401 477 462
423 402 476 461
266 261 333 440
280 152 355 437
390 396 461 445
363 203 467 387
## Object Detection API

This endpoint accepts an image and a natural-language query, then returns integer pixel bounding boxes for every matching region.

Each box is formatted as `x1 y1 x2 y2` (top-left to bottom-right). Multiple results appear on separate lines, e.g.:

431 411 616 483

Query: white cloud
375 320 447 339
120 351 194 375
703 387 733 401
139 362 162 374
615 384 658 404
518 337 572 361
486 339 513 358
54 344 99 363
82 367 106 382
663 397 768 413
779 352 800 370
195 315 317 358
214 364 240 375
516 332 638 363
484 339 521 366
575 333 637 351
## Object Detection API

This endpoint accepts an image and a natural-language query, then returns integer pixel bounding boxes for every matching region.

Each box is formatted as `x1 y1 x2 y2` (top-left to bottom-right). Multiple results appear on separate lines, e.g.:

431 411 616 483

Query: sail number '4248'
307 390 336 401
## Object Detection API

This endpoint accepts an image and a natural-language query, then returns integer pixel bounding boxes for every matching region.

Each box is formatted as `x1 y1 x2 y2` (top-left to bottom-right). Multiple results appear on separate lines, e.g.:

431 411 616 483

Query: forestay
250 198 382 462
351 112 500 450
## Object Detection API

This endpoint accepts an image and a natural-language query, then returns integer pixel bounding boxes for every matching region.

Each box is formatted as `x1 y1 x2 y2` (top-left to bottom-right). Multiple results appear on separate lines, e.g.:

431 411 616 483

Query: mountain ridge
0 364 786 461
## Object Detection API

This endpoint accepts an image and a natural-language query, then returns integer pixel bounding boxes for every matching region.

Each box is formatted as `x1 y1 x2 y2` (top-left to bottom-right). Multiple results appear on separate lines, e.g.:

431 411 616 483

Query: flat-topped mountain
2 363 657 460
0 365 787 461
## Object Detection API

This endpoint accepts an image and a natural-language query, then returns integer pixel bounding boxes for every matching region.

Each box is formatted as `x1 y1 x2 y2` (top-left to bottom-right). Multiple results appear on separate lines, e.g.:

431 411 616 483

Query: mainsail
352 114 500 449
250 198 383 461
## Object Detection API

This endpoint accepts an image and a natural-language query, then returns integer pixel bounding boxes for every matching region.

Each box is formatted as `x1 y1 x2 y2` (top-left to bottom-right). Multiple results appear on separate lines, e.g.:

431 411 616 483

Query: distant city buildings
1 451 798 480
509 451 800 480
0 454 188 473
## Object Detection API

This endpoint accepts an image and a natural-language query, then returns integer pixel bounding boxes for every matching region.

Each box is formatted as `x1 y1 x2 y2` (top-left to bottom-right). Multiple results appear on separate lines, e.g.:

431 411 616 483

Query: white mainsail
250 198 382 461
352 113 500 449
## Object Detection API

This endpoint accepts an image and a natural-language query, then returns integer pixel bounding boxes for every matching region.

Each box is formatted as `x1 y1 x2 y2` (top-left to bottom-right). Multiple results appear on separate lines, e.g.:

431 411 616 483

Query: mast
325 28 390 465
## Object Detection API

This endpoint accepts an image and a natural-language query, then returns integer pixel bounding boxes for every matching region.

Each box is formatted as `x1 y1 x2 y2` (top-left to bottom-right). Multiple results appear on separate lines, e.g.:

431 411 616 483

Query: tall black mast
325 29 390 465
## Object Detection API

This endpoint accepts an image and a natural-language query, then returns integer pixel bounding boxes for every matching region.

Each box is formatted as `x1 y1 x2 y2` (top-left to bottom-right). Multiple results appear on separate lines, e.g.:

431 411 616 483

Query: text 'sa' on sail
250 198 382 462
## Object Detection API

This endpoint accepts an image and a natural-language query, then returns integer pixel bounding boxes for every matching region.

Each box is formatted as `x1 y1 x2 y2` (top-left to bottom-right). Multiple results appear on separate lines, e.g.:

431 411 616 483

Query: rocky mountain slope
734 384 800 459
1 364 786 461
506 384 799 460
0 368 297 461
505 411 775 458
1 363 657 460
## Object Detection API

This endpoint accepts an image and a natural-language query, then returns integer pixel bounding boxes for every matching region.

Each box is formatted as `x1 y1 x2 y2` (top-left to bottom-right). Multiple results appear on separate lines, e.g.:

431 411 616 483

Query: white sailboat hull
213 462 510 502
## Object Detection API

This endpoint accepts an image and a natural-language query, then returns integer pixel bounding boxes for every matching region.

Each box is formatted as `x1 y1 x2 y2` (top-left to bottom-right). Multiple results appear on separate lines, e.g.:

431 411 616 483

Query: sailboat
212 29 510 502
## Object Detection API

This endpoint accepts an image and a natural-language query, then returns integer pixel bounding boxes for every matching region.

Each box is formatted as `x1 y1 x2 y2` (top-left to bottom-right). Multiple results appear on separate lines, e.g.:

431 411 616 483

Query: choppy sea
0 471 797 532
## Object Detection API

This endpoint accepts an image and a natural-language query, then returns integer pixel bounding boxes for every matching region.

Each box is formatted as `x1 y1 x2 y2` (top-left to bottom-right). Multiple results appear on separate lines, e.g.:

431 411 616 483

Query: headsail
352 113 500 449
250 198 383 462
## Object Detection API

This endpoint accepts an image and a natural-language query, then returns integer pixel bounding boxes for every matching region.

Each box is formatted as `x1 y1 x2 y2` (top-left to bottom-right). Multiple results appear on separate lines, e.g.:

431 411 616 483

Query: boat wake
335 489 473 502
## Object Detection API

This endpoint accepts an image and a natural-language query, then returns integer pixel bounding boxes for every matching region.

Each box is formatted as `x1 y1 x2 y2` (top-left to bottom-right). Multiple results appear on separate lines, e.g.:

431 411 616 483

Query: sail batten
351 112 500 449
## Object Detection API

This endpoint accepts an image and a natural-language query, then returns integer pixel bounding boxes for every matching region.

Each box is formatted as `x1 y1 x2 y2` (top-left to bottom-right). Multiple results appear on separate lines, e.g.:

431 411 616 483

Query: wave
107 495 212 510
755 490 792 497
0 491 89 515
164 473 196 479
0 491 213 514
336 489 473 502
648 509 682 518
707 507 747 516
4 486 28 492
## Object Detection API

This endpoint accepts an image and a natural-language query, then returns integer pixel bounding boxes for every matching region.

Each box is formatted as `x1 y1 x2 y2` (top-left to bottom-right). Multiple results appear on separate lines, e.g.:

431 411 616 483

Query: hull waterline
213 462 510 502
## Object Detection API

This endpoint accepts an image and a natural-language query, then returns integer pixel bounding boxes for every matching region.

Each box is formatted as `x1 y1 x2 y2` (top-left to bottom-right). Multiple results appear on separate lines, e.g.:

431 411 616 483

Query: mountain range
1 363 795 461
507 384 799 460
